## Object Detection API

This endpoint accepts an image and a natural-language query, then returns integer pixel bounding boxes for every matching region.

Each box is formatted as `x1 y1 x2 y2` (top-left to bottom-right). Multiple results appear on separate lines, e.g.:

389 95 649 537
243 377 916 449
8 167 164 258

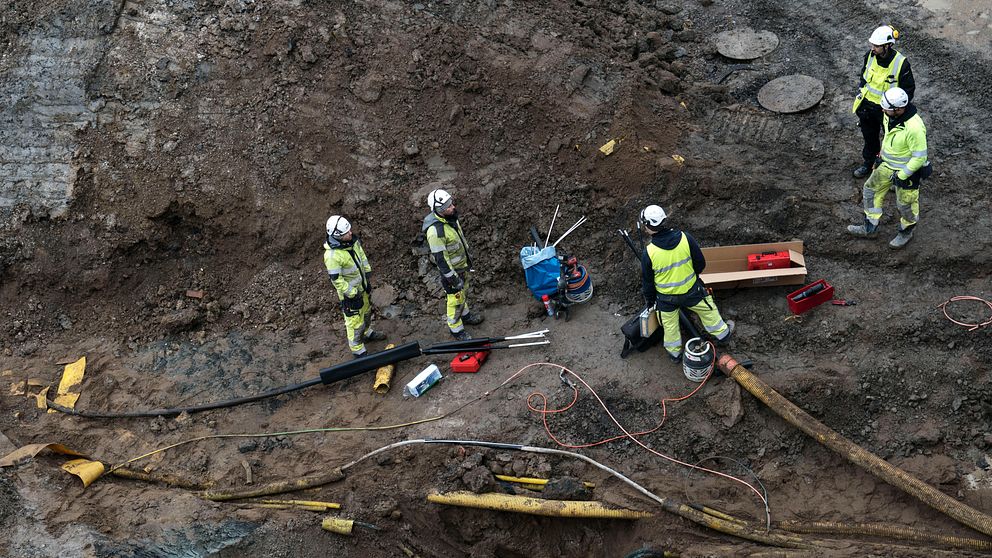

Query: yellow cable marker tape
61 459 106 488
0 442 88 467
599 139 617 156
49 356 85 413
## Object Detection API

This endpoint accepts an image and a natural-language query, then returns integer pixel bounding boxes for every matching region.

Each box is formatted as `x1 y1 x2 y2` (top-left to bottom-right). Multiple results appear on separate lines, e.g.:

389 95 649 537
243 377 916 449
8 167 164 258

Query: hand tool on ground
831 299 857 306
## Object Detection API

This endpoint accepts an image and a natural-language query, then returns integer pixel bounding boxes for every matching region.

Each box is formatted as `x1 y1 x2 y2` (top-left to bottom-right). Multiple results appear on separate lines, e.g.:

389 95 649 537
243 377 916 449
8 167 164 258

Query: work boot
364 330 387 342
853 164 871 179
352 351 367 360
462 312 484 326
451 330 472 341
846 220 878 238
716 320 735 345
668 353 682 364
888 229 914 249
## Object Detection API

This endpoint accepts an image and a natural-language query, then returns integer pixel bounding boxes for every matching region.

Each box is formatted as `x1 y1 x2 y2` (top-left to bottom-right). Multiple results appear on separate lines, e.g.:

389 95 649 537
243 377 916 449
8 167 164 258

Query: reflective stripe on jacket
852 51 905 112
323 240 371 299
646 232 697 295
423 213 471 273
881 110 928 180
859 52 905 103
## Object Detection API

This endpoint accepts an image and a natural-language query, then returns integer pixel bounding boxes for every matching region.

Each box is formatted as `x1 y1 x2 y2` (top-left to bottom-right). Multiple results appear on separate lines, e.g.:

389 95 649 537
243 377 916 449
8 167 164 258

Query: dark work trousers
856 101 884 165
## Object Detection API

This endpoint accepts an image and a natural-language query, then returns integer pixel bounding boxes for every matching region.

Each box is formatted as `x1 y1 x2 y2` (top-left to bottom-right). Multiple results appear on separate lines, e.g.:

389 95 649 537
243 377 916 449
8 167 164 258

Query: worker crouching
639 205 734 362
423 189 484 340
323 215 387 358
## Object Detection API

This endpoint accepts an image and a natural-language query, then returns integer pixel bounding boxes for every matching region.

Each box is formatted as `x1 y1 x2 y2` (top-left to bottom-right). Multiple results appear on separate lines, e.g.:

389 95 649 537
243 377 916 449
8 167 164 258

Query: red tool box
746 251 792 271
450 351 490 373
787 279 834 315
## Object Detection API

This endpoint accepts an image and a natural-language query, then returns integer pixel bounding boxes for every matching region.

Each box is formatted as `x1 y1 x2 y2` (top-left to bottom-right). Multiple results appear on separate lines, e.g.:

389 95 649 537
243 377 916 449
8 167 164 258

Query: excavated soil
2 0 991 557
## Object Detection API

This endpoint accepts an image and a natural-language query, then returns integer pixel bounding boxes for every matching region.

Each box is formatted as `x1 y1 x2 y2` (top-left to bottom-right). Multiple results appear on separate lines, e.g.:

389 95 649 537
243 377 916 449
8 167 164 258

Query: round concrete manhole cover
713 28 779 60
757 75 825 113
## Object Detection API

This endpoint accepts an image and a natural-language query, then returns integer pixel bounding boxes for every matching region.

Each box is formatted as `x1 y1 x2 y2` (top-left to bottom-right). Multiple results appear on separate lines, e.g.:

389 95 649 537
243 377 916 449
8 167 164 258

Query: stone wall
0 1 120 221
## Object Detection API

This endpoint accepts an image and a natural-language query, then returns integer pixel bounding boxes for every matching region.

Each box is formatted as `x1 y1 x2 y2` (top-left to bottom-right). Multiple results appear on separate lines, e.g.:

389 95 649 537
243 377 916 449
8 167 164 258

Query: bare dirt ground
2 0 991 556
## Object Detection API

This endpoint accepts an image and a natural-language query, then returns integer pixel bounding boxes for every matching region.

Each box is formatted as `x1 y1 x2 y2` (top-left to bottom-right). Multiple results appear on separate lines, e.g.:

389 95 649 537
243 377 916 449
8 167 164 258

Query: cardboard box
699 241 806 290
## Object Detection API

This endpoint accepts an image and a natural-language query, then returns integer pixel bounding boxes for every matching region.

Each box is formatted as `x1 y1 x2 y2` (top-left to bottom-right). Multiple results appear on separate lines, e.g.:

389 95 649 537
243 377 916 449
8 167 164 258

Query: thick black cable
45 377 323 419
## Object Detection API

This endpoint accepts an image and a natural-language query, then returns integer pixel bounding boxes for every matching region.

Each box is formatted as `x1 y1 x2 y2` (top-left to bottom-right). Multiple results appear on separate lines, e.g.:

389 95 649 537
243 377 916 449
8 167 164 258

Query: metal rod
504 329 549 340
553 216 587 247
544 204 560 249
506 340 551 348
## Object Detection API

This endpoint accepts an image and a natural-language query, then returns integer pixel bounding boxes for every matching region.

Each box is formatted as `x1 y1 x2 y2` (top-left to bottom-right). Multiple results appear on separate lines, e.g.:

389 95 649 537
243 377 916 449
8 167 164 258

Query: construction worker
852 25 915 178
639 205 734 362
323 215 386 358
846 87 930 249
423 188 483 340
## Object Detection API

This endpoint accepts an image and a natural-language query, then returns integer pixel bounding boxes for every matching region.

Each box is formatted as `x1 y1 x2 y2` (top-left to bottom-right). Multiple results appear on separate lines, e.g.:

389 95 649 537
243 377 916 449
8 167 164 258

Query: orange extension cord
938 296 992 331
505 360 770 519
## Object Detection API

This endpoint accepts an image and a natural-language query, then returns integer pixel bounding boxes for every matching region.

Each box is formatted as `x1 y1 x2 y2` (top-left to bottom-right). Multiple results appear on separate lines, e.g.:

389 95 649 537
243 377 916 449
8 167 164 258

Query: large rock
371 284 398 308
705 380 744 427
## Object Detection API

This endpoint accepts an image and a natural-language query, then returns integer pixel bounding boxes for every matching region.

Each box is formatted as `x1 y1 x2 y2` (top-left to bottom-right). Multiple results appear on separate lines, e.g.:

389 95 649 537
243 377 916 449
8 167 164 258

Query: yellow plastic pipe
427 491 651 519
321 517 379 535
373 344 396 394
494 474 596 491
322 517 355 535
259 500 341 510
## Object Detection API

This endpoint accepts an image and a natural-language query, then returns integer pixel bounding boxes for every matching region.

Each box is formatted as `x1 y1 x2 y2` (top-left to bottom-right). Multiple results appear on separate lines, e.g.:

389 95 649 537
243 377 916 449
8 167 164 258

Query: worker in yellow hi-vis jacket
323 215 386 358
639 204 734 363
851 25 916 179
847 87 930 249
422 189 484 340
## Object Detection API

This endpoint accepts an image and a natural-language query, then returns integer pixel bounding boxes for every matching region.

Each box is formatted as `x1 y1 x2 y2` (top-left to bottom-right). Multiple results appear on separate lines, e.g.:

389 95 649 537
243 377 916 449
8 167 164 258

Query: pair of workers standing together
322 189 482 358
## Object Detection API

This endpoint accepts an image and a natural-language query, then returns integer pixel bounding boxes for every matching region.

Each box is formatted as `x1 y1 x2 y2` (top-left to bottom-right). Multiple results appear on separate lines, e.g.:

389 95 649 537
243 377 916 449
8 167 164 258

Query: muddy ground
2 0 991 556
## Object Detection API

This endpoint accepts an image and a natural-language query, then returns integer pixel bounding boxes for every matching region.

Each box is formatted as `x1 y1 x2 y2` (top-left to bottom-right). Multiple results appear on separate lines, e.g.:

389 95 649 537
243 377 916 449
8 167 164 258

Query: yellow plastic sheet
598 139 617 156
0 442 87 467
49 356 85 413
34 387 50 410
61 459 106 487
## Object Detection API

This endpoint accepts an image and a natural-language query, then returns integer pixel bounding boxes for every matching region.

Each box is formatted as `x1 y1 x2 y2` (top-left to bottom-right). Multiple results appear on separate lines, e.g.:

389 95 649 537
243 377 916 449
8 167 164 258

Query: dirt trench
1 0 991 556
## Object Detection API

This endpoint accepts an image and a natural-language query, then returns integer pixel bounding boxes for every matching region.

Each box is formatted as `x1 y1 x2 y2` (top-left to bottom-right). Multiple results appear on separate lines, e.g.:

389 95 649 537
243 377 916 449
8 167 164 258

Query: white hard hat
869 25 897 46
427 189 453 212
325 215 352 238
639 204 668 228
880 87 909 110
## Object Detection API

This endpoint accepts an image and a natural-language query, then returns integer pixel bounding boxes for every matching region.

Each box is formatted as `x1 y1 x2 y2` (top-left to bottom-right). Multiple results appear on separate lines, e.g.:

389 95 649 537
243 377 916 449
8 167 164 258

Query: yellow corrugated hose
373 344 396 394
718 354 992 539
427 491 651 519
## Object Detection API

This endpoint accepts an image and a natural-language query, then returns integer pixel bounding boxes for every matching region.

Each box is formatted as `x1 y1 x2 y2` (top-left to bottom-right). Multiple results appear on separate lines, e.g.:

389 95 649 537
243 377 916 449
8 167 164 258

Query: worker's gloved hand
440 272 464 294
890 172 910 189
341 294 364 316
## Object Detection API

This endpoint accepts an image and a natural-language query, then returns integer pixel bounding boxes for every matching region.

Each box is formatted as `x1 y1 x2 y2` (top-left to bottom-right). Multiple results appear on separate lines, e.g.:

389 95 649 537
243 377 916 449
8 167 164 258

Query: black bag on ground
620 313 664 358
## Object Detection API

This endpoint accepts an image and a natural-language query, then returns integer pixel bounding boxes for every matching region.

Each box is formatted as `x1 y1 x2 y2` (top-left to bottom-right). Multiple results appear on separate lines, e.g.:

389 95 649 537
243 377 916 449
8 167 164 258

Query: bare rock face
0 1 119 221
